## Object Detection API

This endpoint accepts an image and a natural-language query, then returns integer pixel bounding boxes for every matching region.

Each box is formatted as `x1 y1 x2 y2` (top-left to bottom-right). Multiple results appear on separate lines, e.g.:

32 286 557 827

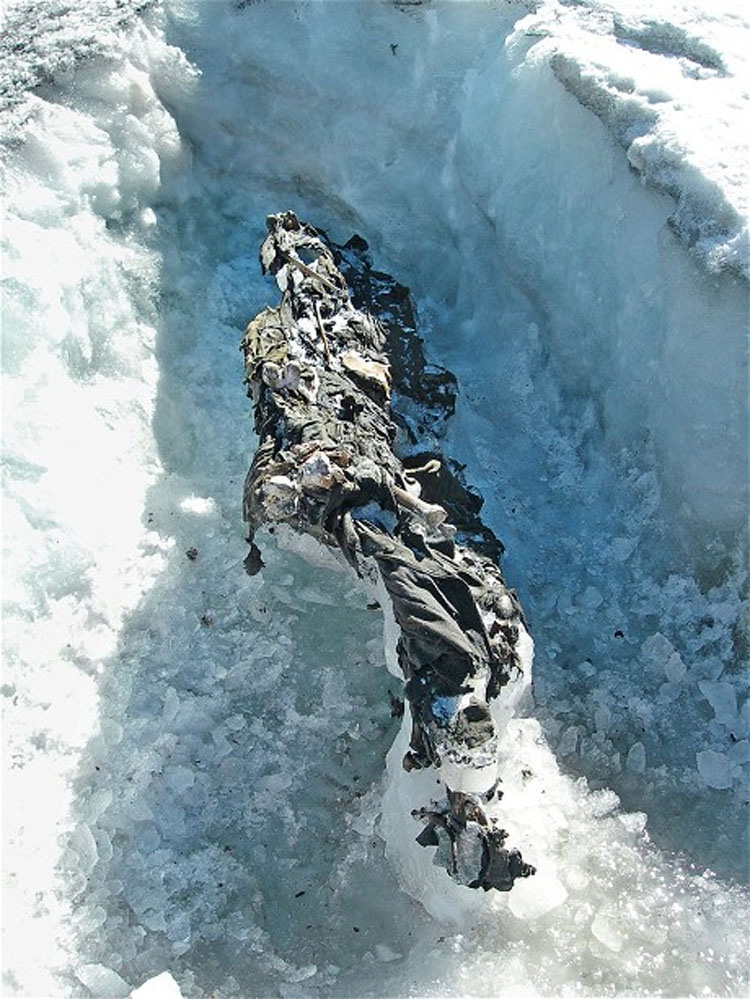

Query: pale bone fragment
278 248 340 294
408 458 441 476
393 484 447 528
313 299 333 366
340 349 392 398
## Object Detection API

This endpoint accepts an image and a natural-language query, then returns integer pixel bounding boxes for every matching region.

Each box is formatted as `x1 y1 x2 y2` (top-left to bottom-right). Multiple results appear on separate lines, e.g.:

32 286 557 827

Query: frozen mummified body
243 211 535 892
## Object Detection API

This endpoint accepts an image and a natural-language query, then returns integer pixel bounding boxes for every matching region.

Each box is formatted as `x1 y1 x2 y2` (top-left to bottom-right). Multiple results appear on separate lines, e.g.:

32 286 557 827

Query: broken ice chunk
352 501 399 533
626 741 646 774
453 821 486 886
70 823 99 875
507 873 567 919
664 651 686 683
698 681 738 729
728 739 750 765
594 705 611 733
640 632 675 668
76 963 131 997
591 909 624 952
557 725 580 757
262 475 299 519
130 971 184 999
374 944 403 963
609 536 637 562
578 585 603 610
696 749 733 789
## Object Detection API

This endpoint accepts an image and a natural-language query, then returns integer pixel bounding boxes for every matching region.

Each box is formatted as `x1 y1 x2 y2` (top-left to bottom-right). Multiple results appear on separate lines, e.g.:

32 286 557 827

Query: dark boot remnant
242 211 535 892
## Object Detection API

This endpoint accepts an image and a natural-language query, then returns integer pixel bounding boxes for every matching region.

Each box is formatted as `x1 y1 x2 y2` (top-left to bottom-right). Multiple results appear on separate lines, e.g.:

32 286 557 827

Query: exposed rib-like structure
243 212 535 891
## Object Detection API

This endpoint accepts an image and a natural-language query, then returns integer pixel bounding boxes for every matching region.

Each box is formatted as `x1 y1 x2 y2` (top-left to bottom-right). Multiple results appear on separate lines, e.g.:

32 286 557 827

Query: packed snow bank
454 21 748 548
0 0 158 123
1 0 748 997
1 22 186 996
518 0 749 278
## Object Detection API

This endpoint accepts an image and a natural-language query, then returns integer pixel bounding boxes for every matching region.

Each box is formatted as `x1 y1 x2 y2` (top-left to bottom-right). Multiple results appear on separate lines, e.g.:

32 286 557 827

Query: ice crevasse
0 1 748 997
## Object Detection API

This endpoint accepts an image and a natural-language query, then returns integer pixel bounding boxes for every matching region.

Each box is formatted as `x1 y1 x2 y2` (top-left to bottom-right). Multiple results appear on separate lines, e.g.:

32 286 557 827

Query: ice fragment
558 725 580 757
76 963 131 997
591 910 624 952
626 741 646 774
698 681 738 728
579 585 603 610
130 972 184 999
664 652 686 683
696 750 732 789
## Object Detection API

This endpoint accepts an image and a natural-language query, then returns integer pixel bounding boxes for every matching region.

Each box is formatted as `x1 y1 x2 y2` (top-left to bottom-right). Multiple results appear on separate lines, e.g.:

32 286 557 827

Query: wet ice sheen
1 1 748 997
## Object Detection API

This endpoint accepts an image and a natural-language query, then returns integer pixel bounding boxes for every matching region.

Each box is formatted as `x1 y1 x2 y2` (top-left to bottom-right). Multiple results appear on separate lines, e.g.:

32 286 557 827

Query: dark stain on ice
388 690 405 718
243 541 264 575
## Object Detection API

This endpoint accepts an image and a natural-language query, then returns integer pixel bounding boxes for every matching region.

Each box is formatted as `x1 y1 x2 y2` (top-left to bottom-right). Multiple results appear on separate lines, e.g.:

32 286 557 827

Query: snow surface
1 0 748 997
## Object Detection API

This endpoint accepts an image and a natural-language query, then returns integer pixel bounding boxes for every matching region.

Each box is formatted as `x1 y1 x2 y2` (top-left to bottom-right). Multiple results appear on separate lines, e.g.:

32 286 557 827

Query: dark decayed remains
242 212 535 892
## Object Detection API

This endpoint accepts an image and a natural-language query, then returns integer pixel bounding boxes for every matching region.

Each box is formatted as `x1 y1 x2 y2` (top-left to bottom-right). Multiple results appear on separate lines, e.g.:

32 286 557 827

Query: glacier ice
1 0 748 996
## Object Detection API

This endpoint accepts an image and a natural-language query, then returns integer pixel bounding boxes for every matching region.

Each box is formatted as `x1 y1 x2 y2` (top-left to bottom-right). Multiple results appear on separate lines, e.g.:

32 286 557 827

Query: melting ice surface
1 0 748 996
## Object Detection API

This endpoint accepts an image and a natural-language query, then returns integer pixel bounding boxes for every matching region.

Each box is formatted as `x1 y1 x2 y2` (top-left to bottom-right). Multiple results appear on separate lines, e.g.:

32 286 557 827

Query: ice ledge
510 1 750 278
